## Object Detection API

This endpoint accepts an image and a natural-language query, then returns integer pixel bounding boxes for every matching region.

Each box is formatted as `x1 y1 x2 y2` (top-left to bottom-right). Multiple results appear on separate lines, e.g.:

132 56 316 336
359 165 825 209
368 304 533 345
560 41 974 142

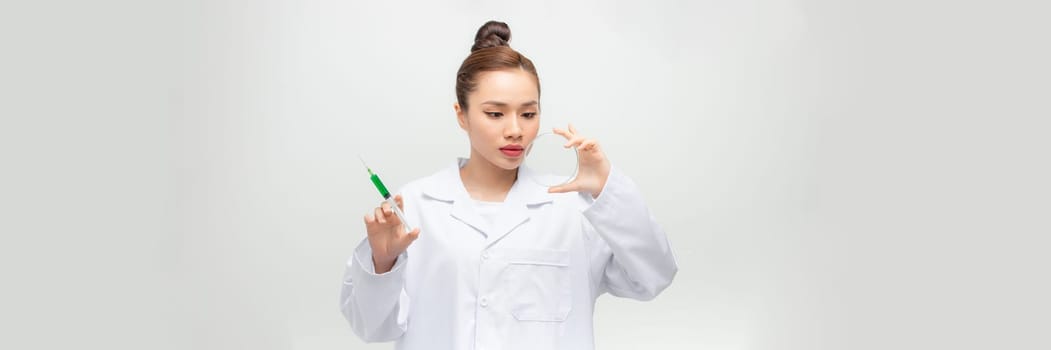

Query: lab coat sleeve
581 165 678 301
340 238 411 342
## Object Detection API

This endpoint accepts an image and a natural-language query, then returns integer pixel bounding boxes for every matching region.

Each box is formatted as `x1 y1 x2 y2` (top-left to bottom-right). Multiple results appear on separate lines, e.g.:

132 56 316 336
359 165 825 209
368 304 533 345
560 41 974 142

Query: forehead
471 69 539 105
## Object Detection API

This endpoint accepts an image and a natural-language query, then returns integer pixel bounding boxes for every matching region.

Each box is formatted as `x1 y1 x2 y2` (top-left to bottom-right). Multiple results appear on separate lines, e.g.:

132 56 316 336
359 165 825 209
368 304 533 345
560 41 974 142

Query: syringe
358 155 414 233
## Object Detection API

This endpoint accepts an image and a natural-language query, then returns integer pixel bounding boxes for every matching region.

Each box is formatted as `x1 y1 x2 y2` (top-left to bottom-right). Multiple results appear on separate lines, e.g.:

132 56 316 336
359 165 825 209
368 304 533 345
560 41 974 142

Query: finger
380 203 396 223
568 123 578 134
364 214 375 225
552 127 572 140
374 207 387 224
578 139 598 151
394 194 404 211
547 182 579 193
403 227 421 242
563 136 584 148
384 199 402 226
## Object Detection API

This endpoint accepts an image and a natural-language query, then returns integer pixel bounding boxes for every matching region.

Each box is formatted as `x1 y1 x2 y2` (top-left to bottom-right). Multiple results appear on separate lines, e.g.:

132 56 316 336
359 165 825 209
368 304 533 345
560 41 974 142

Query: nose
504 116 522 140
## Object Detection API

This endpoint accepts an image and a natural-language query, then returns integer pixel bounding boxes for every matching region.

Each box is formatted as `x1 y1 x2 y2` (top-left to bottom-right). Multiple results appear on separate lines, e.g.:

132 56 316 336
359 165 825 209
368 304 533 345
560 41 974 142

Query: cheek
527 121 541 137
468 121 499 142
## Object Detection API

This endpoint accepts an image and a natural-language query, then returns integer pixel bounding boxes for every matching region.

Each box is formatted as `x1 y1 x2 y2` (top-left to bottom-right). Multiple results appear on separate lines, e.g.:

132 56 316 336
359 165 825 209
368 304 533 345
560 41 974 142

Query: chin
492 155 522 170
500 160 522 170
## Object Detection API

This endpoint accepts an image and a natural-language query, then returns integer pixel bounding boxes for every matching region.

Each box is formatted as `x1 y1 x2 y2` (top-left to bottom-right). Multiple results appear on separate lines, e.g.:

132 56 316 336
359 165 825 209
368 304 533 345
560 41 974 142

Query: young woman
341 21 678 350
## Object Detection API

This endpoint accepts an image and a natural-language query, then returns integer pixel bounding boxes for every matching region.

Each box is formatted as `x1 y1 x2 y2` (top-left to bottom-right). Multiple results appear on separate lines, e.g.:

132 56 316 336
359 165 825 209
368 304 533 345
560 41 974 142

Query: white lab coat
340 157 677 350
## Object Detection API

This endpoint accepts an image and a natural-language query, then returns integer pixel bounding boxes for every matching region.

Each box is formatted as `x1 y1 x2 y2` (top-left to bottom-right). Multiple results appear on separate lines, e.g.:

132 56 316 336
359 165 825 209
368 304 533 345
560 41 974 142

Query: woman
341 21 678 350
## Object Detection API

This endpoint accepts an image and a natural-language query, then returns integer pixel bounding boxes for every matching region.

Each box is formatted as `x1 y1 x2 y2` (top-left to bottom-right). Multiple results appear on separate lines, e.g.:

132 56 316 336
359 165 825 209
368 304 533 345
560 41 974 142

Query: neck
460 150 518 202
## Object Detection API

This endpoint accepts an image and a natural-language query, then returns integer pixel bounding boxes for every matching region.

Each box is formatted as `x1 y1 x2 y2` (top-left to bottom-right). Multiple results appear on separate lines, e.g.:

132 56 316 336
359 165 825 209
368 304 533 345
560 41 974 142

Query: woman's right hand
363 194 420 274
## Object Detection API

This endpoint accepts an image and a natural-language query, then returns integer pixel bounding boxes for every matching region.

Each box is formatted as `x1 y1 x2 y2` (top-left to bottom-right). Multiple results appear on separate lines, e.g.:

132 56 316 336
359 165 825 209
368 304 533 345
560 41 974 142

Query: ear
454 102 468 131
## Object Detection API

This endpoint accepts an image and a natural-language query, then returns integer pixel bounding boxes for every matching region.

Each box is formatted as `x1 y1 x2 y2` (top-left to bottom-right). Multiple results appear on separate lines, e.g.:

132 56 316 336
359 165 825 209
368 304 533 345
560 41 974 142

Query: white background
2 0 1048 349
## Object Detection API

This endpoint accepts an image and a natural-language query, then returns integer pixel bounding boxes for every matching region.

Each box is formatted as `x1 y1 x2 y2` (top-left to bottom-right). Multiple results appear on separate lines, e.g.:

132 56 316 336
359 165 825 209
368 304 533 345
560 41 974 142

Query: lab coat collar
421 157 554 245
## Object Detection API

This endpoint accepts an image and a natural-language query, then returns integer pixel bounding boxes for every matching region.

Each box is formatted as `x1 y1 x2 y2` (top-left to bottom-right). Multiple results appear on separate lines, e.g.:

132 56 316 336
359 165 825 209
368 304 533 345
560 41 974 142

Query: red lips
500 144 524 157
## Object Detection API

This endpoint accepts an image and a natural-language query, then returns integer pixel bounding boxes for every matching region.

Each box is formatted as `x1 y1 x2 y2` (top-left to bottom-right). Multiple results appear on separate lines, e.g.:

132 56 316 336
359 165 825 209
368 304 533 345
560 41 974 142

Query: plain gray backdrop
2 0 1048 349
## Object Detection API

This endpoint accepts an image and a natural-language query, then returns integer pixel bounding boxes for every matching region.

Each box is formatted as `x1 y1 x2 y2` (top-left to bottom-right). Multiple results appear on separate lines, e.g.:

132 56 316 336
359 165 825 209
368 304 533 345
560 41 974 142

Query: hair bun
471 20 511 52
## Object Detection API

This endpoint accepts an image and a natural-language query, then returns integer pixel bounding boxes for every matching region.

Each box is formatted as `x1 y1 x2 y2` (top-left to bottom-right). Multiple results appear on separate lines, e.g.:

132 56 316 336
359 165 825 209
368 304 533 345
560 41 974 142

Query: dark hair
455 21 540 111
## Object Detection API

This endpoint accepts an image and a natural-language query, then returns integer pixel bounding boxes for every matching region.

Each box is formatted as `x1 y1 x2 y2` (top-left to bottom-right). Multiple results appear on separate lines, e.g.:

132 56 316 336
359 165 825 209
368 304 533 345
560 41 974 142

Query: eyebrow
480 100 538 107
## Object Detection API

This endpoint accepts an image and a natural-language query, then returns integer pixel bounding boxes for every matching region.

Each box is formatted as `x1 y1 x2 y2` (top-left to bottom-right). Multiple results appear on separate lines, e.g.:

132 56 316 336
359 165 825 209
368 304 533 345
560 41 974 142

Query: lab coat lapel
426 158 489 237
483 178 531 246
484 164 552 247
422 158 553 242
450 196 488 237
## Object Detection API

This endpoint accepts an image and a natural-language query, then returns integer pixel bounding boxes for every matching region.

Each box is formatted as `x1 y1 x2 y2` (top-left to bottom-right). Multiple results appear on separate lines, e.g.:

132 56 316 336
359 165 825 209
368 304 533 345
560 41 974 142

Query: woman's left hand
548 124 611 198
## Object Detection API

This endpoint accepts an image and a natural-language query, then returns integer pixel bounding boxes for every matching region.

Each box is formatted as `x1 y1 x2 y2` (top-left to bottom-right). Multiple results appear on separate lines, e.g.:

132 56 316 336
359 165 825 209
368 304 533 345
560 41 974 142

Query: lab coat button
481 251 490 260
480 297 488 307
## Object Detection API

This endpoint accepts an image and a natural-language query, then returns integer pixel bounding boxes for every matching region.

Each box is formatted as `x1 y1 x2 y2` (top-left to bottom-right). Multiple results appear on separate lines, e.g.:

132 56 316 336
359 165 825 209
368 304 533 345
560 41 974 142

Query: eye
522 112 537 119
485 112 503 118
